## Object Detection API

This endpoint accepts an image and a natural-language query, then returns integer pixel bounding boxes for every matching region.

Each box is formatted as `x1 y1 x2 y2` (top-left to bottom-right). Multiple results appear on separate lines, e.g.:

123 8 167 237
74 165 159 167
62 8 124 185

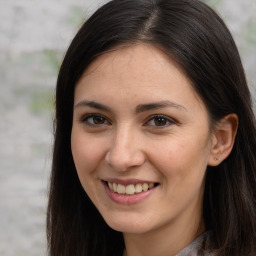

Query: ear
208 113 238 166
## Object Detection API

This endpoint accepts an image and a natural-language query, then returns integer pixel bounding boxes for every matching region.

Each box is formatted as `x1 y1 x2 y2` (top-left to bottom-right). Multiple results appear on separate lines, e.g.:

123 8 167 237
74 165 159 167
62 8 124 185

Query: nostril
104 139 146 171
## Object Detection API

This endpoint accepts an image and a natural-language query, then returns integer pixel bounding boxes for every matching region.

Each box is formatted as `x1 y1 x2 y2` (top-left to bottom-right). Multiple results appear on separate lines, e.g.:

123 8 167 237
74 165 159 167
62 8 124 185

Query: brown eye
93 116 106 124
82 114 109 126
154 117 168 126
146 115 175 127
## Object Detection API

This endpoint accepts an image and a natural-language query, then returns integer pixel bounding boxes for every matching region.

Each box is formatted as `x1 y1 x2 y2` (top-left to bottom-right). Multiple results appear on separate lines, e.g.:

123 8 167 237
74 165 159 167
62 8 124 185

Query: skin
71 44 236 256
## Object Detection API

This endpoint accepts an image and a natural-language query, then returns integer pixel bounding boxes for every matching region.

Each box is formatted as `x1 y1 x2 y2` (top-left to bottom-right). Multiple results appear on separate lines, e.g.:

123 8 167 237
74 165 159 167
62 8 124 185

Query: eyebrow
135 101 187 113
74 100 187 113
74 100 111 112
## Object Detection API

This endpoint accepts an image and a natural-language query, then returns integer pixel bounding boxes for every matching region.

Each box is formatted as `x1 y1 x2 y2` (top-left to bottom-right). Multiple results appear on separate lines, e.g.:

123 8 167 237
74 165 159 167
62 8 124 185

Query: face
71 44 215 236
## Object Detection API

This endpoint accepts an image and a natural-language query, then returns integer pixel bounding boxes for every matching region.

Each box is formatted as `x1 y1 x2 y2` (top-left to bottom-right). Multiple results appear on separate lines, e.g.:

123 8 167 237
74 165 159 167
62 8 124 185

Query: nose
105 127 145 172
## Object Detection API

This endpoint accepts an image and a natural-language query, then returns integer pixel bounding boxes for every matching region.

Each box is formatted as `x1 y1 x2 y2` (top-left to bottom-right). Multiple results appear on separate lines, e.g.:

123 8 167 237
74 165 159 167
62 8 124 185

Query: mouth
104 181 159 195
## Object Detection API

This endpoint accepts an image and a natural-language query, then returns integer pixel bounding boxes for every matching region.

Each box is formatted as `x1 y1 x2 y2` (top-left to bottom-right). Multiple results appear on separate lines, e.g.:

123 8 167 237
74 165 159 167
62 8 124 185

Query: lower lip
103 182 157 205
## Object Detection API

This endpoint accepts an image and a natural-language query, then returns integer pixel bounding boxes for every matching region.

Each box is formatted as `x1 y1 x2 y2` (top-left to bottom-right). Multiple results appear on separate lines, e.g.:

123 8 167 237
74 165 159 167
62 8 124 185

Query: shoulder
177 231 216 256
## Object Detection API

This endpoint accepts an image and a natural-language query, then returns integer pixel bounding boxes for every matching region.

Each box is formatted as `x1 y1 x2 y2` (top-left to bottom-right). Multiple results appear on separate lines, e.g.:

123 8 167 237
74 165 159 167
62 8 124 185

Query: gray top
177 231 216 256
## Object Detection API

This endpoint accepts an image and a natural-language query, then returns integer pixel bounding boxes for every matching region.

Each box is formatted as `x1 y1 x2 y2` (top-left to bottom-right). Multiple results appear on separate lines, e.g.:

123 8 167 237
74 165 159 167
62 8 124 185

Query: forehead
81 43 188 85
75 43 204 112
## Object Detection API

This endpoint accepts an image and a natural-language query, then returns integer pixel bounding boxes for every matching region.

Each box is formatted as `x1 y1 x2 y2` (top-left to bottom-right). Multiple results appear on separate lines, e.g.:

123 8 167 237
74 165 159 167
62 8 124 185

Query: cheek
151 138 208 209
150 136 210 181
71 130 107 177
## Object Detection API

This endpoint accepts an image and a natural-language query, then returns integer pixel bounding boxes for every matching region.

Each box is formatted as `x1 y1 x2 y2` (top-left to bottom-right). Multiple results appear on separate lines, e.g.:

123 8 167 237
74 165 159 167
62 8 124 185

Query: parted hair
47 0 256 255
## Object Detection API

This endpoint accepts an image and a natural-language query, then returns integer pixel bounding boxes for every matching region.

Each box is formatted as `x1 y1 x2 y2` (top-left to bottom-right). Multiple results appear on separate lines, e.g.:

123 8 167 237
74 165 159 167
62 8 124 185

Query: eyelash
80 114 176 128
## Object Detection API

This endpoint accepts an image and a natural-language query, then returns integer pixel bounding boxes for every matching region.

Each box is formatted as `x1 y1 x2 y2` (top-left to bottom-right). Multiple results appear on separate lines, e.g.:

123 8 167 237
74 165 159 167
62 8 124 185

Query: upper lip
102 178 158 186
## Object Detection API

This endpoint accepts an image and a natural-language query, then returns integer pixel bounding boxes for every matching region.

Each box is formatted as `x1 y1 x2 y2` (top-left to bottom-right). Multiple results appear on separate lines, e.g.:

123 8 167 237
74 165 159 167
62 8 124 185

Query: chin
108 223 150 234
103 214 153 234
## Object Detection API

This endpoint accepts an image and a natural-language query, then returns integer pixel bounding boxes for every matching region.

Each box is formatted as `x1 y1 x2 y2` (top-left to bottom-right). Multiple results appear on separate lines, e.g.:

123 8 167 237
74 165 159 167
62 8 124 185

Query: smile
102 179 160 205
106 181 158 195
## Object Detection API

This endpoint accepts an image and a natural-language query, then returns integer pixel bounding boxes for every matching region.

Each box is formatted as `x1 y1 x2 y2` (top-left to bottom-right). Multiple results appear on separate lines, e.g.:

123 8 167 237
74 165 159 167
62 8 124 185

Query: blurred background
0 0 255 255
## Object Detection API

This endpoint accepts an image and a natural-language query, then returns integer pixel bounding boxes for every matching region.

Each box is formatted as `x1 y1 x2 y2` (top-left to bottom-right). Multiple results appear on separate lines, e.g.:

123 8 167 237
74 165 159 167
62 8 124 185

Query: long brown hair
47 0 256 255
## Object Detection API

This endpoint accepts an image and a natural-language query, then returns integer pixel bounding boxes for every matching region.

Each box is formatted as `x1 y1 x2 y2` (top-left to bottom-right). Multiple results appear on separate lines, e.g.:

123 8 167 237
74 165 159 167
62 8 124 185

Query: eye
146 115 175 127
81 114 110 126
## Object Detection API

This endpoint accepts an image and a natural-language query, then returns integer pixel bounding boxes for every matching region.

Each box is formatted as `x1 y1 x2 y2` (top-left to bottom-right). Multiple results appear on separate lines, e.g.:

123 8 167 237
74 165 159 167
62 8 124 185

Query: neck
123 211 204 256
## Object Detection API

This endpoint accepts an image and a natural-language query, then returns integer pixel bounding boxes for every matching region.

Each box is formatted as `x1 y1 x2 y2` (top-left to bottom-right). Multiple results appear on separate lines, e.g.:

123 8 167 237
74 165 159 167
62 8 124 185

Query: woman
47 0 256 255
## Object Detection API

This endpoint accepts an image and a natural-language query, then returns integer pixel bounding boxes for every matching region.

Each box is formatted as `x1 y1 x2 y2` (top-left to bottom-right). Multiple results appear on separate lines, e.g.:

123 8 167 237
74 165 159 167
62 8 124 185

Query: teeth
135 183 143 193
107 182 156 195
142 183 149 191
117 184 126 194
108 182 113 190
149 183 154 189
126 184 135 195
113 183 117 192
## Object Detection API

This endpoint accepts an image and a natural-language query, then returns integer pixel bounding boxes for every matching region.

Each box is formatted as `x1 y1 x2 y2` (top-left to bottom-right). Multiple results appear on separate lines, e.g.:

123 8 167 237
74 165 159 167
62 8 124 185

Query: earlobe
208 113 238 166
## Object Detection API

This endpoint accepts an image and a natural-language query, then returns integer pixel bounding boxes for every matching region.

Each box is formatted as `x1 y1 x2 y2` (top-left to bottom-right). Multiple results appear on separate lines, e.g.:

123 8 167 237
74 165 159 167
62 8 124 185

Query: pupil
93 116 104 124
155 117 166 126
